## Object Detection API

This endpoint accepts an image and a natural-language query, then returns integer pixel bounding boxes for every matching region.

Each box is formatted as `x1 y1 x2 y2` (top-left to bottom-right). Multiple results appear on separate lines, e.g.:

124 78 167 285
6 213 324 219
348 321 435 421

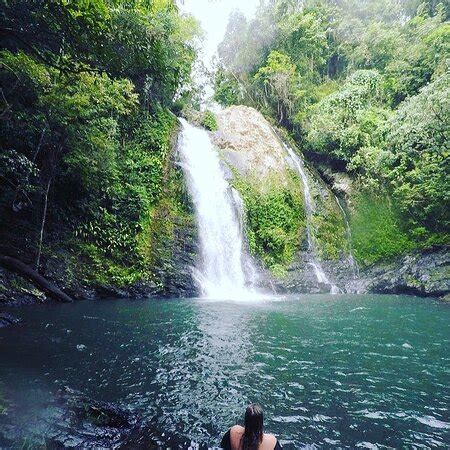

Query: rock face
212 105 289 183
213 106 352 293
152 214 199 298
149 132 199 299
346 247 450 299
274 252 358 295
276 243 449 300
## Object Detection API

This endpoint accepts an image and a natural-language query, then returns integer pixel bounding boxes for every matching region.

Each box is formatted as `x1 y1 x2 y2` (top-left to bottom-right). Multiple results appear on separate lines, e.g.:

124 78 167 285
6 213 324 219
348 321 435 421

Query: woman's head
242 403 264 450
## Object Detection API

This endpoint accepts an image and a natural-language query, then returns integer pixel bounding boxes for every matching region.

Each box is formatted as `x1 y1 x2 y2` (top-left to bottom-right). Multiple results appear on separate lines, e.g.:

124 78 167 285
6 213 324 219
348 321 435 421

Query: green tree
383 74 450 234
213 69 241 106
305 70 387 161
254 50 299 124
0 0 199 282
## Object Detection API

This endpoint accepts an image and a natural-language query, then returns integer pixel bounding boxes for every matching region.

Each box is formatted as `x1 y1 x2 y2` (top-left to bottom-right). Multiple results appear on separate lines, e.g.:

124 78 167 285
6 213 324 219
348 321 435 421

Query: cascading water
335 195 359 276
281 141 340 294
177 118 259 299
231 187 262 288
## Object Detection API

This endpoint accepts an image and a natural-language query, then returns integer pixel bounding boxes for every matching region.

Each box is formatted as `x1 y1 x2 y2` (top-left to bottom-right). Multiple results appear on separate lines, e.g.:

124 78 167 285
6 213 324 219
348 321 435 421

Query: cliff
211 105 449 299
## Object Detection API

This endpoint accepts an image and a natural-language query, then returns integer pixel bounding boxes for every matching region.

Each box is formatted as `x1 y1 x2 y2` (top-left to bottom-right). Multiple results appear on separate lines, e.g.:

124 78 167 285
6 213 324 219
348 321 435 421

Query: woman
221 404 282 450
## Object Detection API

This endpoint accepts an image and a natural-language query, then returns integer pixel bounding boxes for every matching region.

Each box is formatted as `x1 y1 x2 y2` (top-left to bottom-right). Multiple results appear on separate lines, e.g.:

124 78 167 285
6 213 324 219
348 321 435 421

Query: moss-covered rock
275 127 349 263
231 171 305 275
345 246 450 299
349 190 415 267
210 106 306 275
200 110 218 131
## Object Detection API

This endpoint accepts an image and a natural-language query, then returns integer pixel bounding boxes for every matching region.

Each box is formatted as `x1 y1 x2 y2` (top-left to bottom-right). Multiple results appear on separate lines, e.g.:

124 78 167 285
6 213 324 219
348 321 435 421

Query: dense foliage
215 0 449 265
0 0 199 286
231 171 305 276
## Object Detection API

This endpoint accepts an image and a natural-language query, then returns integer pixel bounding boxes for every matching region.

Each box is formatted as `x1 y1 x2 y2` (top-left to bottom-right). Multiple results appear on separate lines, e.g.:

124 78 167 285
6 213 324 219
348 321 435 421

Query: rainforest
0 0 449 448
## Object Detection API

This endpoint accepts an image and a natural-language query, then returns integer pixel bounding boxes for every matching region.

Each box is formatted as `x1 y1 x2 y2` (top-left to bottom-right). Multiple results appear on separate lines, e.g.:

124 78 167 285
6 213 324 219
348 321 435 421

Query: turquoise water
0 294 449 448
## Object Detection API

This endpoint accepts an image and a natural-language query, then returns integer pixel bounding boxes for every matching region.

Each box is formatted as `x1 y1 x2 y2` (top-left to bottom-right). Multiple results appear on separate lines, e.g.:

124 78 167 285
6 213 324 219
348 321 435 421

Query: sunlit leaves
305 69 386 160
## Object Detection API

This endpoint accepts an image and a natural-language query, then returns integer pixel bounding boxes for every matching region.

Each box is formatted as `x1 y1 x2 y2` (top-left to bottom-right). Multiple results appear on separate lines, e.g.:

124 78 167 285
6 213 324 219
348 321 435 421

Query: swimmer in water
221 403 282 450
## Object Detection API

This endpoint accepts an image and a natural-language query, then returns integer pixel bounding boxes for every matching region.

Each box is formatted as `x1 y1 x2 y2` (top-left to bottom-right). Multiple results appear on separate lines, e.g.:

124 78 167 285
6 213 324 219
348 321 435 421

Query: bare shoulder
262 433 277 449
230 424 244 437
229 425 245 449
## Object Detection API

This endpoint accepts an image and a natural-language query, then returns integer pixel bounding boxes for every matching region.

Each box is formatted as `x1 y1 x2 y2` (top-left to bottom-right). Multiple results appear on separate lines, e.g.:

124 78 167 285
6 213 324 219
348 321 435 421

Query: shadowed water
0 294 449 448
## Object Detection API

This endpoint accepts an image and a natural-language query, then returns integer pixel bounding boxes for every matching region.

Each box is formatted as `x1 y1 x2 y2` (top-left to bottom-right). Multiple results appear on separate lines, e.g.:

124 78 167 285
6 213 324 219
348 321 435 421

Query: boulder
212 105 289 184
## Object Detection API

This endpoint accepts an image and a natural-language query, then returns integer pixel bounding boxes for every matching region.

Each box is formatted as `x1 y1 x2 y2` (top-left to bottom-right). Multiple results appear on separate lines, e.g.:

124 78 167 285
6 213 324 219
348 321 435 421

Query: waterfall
335 195 359 276
281 141 340 294
177 118 259 299
231 187 262 289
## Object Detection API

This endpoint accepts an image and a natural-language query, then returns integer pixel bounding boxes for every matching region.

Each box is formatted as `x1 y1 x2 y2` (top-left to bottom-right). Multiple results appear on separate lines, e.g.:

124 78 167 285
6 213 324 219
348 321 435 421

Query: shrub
200 110 218 131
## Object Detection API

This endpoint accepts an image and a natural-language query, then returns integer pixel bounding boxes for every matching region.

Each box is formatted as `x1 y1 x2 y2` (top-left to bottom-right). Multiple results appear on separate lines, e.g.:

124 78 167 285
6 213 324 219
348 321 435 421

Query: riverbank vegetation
0 0 199 291
214 0 449 266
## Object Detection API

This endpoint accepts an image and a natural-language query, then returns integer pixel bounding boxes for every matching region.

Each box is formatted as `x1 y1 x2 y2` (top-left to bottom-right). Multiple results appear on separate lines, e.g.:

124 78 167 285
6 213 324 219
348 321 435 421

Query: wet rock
0 267 49 306
43 388 146 448
0 313 22 328
59 387 135 425
345 246 449 299
154 217 199 298
313 163 355 200
274 251 338 294
0 386 206 449
275 247 449 300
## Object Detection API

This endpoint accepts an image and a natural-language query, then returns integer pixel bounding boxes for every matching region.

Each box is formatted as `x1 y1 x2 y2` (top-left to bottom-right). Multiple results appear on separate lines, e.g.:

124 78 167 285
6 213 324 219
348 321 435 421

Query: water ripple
0 295 449 449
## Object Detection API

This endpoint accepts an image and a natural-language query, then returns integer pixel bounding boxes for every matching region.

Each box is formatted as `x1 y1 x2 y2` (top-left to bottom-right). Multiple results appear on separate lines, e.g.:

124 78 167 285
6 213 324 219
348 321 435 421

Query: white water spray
177 118 260 299
282 141 340 294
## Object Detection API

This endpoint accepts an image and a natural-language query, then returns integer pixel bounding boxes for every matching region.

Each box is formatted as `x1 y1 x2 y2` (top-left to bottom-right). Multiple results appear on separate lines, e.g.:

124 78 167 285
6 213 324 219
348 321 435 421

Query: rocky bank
345 246 449 299
0 386 207 449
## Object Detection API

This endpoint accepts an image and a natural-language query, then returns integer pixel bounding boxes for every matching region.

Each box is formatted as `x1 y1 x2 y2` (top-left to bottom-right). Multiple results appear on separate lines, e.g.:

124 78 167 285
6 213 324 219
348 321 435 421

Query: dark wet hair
241 403 264 450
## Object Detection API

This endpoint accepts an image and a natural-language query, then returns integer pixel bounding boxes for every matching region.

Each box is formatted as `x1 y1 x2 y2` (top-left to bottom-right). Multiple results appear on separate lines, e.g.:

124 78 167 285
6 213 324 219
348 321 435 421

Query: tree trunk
36 175 51 271
12 125 47 211
0 255 73 303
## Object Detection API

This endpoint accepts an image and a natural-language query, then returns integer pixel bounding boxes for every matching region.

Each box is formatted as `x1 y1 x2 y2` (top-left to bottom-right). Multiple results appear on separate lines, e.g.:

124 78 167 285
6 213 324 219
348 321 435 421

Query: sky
178 0 260 67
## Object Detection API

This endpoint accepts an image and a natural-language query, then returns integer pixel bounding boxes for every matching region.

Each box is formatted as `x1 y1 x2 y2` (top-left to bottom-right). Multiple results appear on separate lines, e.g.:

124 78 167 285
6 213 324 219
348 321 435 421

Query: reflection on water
0 294 449 448
152 301 255 439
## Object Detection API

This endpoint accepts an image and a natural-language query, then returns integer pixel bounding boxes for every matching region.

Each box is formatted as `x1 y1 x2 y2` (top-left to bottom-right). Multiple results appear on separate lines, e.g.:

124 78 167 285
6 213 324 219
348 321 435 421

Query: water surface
0 294 449 448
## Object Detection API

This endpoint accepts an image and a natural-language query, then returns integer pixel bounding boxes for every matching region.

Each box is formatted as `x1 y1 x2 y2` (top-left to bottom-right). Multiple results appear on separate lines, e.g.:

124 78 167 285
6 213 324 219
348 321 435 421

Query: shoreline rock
345 246 449 300
275 246 449 300
0 386 208 449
